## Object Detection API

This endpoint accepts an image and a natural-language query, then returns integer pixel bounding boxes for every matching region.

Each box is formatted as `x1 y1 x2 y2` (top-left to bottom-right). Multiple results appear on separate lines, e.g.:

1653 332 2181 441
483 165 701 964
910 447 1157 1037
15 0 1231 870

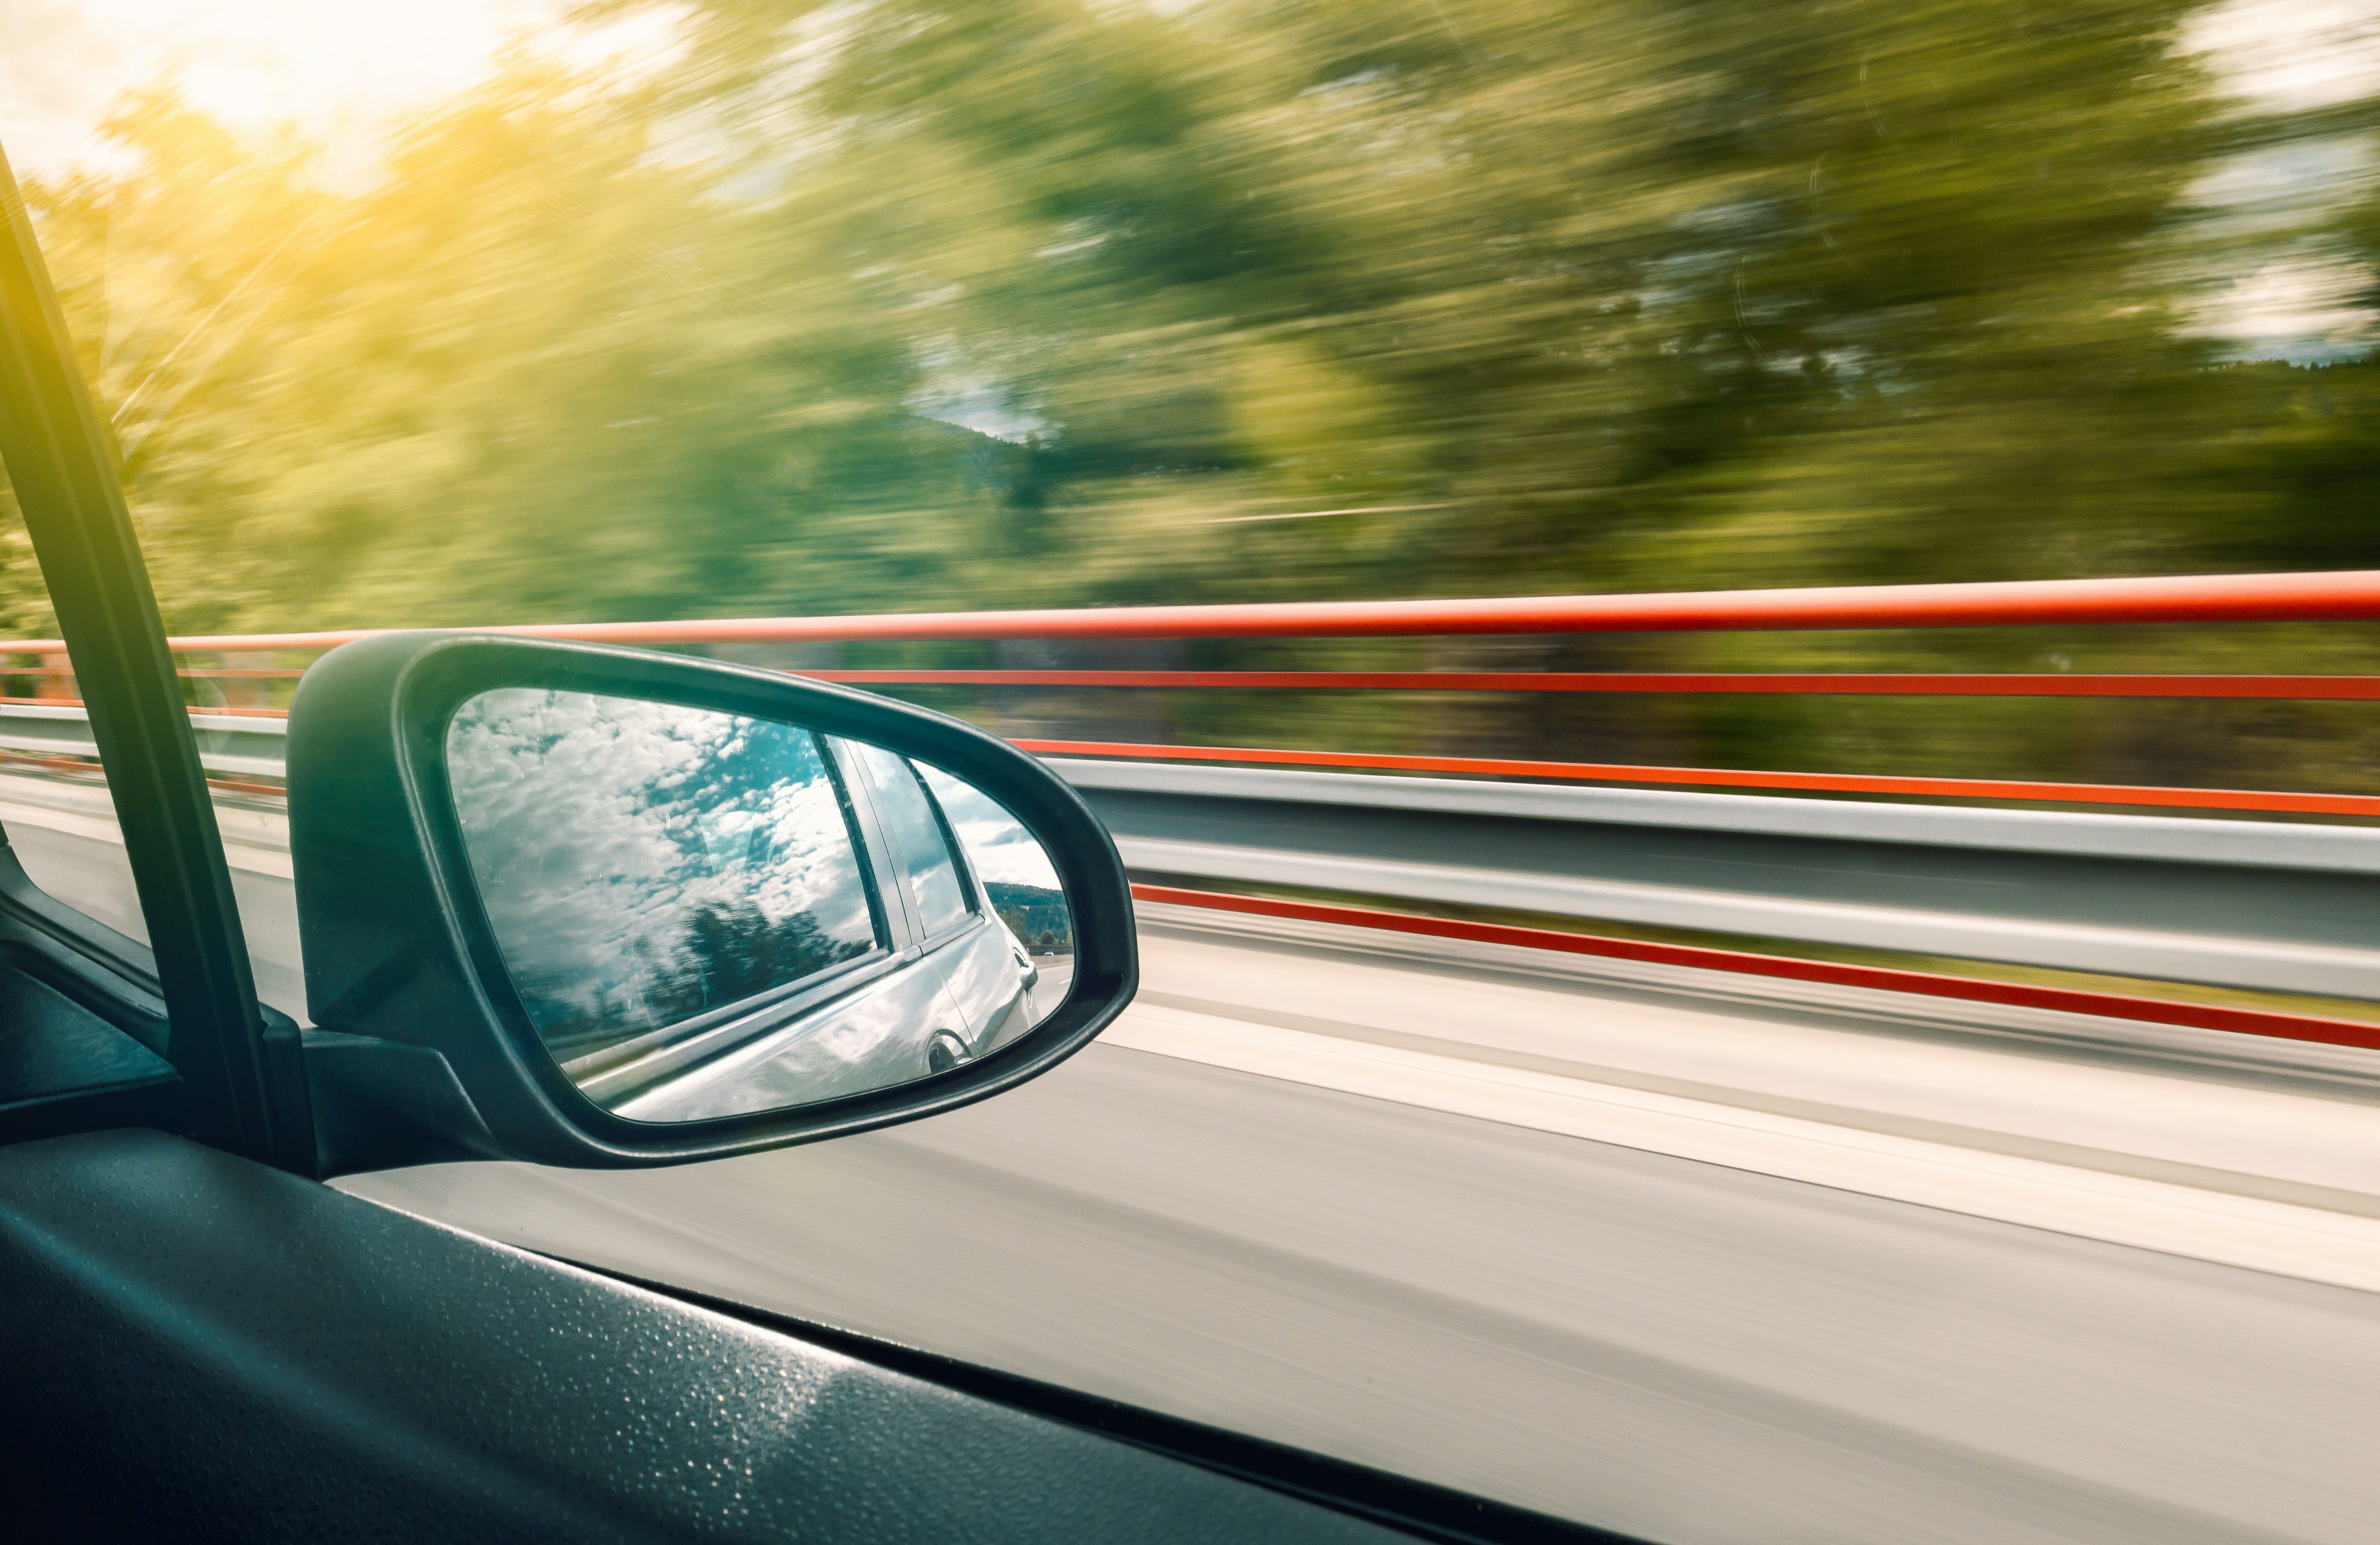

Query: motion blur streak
4 779 2374 1542
342 906 2380 1545
17 0 2380 808
12 1 2380 1537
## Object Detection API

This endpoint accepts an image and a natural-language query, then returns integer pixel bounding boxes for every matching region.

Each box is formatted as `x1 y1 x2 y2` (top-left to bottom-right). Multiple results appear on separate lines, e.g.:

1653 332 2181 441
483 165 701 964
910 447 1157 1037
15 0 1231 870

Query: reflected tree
660 899 873 1021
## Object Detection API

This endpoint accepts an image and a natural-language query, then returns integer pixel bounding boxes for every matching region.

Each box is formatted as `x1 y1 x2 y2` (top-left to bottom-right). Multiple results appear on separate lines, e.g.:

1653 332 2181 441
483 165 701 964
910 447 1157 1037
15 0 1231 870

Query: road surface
6 771 2379 1543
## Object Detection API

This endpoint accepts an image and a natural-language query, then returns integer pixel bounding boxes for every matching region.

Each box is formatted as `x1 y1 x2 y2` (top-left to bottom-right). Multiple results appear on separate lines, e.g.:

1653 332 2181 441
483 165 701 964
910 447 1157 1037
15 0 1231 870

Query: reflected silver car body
586 738 1048 1122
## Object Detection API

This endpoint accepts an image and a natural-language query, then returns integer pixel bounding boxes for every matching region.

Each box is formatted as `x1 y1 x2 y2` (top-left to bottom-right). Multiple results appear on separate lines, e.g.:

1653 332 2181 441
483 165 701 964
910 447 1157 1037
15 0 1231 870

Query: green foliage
8 0 2380 784
531 897 868 1058
987 881 1071 952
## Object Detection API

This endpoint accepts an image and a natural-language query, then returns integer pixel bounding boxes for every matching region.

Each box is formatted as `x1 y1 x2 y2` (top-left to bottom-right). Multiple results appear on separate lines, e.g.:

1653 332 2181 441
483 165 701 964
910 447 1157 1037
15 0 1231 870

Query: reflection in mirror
915 762 1075 1012
446 689 1071 1124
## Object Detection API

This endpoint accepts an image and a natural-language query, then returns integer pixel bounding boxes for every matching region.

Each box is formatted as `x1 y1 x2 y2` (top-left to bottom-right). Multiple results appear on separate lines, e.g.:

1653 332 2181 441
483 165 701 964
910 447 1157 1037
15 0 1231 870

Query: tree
10 0 2379 791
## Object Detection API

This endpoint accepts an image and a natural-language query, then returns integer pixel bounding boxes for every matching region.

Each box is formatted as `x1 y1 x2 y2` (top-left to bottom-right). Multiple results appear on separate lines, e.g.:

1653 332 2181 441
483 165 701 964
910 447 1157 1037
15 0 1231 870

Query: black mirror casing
287 631 1137 1175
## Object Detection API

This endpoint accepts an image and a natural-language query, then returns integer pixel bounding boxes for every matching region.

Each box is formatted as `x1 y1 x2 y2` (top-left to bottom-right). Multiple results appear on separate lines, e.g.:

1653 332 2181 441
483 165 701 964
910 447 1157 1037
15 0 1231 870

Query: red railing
7 566 2374 810
5 569 2380 1047
52 566 2380 649
8 569 2380 808
1011 740 2380 819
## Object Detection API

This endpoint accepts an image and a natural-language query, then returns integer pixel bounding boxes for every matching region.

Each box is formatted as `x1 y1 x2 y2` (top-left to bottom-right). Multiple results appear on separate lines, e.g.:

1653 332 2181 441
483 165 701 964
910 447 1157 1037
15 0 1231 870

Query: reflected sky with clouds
915 763 1062 892
448 689 878 1051
851 743 973 939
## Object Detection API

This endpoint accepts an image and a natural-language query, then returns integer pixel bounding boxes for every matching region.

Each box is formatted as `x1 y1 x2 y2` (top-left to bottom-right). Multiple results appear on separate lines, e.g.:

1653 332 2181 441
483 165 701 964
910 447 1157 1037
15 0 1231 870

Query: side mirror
286 632 1136 1175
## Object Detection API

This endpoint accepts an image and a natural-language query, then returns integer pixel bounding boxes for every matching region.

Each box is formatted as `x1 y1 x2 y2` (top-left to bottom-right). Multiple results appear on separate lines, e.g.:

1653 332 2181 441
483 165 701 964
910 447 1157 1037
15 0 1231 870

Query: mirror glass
446 688 1071 1121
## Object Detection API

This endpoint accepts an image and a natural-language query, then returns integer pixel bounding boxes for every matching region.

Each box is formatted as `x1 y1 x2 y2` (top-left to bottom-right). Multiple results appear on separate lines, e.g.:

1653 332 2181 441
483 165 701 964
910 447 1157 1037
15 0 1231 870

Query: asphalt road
7 773 2380 1544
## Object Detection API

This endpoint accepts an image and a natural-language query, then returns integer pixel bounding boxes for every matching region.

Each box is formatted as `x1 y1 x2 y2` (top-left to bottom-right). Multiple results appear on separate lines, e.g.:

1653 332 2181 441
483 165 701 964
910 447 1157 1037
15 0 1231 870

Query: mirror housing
286 632 1137 1175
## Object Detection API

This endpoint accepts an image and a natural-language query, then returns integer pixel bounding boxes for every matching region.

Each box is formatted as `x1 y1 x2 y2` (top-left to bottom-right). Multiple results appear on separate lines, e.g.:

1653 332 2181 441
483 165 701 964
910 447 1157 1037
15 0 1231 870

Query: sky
2189 0 2380 112
1 0 548 178
8 0 2377 171
2184 0 2380 357
449 689 878 1032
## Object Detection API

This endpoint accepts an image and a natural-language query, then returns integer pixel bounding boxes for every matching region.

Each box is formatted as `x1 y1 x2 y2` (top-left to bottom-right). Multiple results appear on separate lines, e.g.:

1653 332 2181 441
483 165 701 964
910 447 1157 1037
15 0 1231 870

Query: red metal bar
0 699 299 727
0 701 2366 817
1132 885 2380 1052
0 571 2364 819
803 669 2380 700
0 663 301 680
3 702 2364 817
1026 738 2380 818
7 569 2376 655
204 776 287 796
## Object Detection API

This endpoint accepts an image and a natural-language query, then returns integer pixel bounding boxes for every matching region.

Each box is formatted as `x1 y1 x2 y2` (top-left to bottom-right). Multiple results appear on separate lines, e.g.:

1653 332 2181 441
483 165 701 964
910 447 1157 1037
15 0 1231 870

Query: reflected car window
914 764 1060 893
914 762 1072 955
850 742 973 940
448 689 880 1063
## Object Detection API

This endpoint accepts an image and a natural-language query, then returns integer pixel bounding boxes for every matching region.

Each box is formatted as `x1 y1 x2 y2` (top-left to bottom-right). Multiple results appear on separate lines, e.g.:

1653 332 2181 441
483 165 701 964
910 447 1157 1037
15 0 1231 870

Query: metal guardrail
9 567 2377 814
4 699 2373 1017
1059 759 2380 1002
5 570 2380 1049
0 701 287 779
790 568 2380 818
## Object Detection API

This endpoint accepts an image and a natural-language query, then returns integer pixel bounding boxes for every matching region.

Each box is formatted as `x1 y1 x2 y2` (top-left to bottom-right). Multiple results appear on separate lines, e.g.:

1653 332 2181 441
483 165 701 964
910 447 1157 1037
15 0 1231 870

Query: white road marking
14 765 2376 1291
0 799 128 849
0 796 293 878
1104 1000 2380 1293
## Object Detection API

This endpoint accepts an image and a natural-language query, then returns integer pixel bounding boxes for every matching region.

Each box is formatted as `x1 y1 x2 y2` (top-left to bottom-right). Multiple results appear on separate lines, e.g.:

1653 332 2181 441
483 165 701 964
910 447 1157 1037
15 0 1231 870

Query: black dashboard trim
580 1262 1654 1545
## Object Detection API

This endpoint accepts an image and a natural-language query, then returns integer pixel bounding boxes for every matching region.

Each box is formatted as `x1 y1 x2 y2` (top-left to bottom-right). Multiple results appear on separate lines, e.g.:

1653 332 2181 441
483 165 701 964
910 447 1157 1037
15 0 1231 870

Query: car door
838 737 1039 1061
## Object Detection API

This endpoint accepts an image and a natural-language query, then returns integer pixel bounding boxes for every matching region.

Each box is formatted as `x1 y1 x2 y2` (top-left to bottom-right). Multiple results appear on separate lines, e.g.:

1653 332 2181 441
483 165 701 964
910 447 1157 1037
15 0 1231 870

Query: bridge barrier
3 697 2377 1051
3 569 2379 1050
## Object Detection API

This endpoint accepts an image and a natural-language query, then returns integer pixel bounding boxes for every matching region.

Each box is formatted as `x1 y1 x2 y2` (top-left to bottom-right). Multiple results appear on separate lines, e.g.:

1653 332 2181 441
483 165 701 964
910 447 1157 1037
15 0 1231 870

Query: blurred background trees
7 0 2380 786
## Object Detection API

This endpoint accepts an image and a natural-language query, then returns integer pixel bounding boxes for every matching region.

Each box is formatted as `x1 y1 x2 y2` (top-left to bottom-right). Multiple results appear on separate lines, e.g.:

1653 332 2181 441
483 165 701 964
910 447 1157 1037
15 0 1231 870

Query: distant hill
986 882 1071 954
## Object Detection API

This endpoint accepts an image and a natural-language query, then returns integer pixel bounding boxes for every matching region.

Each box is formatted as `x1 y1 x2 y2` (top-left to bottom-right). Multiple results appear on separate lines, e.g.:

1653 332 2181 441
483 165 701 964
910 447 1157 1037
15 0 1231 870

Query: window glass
20 7 2380 1537
915 763 1061 896
0 468 309 1018
0 501 303 1014
0 143 127 942
0 417 172 993
850 743 972 941
0 628 148 946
